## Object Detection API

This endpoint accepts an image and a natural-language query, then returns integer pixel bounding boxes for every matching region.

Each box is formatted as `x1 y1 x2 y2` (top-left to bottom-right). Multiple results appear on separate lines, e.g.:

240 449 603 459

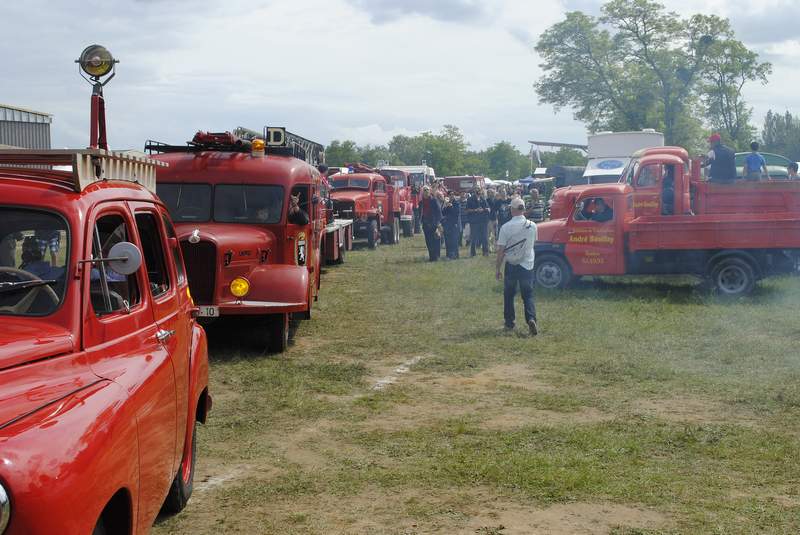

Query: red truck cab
148 129 325 353
443 175 487 194
329 170 403 248
378 168 416 237
0 149 210 535
535 146 800 295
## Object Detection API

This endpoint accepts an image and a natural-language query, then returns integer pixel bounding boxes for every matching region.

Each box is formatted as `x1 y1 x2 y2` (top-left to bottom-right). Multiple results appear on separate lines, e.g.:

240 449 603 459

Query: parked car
0 147 211 534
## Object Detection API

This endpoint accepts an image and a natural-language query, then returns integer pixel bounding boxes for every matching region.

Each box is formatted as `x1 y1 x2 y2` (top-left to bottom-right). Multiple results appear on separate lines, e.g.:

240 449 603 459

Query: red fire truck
148 127 331 352
379 164 435 234
535 146 800 295
443 175 487 193
329 167 404 248
377 168 416 237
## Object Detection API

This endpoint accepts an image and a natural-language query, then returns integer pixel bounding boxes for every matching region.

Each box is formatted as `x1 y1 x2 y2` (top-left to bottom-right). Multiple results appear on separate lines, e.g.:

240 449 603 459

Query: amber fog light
230 277 250 298
0 482 10 534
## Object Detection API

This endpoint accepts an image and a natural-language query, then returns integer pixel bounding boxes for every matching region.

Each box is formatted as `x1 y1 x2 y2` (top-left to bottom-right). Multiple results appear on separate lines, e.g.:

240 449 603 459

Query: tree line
535 0 771 152
325 125 586 179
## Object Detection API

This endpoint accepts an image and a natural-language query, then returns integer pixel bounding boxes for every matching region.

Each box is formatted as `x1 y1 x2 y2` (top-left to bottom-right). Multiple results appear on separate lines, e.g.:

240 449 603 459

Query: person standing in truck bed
703 133 737 183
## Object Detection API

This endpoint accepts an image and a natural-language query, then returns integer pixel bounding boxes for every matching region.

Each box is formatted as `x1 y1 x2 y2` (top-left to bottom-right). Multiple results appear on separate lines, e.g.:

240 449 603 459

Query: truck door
81 206 177 528
564 195 624 275
373 178 387 221
289 185 316 294
632 163 663 217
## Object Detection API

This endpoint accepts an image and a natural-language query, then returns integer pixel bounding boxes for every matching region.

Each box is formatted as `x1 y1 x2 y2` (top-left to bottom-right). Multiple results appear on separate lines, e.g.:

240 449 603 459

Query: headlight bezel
0 481 11 534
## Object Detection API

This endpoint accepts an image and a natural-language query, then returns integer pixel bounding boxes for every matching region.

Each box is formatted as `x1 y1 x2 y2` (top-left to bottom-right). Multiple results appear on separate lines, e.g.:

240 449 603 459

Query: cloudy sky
2 0 798 153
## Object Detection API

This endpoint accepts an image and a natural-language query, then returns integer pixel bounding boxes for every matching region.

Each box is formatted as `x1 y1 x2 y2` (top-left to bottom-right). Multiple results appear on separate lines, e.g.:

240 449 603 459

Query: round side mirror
107 241 143 275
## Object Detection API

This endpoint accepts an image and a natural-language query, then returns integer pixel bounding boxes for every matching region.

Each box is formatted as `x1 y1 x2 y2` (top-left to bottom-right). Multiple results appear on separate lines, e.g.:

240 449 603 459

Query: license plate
198 306 219 318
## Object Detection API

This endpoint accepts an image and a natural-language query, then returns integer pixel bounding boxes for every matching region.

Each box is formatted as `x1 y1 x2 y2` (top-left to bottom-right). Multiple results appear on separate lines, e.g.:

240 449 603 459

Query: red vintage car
0 45 210 535
148 128 327 352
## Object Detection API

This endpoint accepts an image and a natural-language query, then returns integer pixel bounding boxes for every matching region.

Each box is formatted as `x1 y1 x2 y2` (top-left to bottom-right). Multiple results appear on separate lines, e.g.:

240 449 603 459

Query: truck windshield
331 178 370 189
214 184 284 224
0 208 69 316
157 184 212 222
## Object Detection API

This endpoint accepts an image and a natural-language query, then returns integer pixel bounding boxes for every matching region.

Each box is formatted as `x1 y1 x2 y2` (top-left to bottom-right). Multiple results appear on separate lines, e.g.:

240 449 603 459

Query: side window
135 212 172 297
161 213 186 285
91 214 141 315
574 197 614 223
637 164 662 187
374 181 386 193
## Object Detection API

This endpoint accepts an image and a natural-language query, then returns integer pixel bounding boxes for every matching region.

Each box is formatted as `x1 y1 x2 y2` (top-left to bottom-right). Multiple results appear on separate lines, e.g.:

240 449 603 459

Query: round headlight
0 482 10 534
230 277 250 298
77 44 116 78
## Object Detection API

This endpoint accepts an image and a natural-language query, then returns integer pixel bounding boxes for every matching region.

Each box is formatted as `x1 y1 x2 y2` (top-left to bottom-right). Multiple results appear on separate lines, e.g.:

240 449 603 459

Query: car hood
536 219 568 244
0 318 75 371
174 223 276 254
330 190 371 204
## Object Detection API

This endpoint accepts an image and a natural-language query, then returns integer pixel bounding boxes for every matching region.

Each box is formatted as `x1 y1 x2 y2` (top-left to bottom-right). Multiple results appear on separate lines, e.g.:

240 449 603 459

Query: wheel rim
717 265 748 294
537 261 563 289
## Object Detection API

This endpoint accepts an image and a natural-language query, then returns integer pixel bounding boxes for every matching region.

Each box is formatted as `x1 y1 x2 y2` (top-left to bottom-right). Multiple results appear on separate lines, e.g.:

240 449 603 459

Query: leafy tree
359 144 395 167
762 110 800 161
535 0 765 148
701 39 771 149
325 140 361 167
540 147 588 168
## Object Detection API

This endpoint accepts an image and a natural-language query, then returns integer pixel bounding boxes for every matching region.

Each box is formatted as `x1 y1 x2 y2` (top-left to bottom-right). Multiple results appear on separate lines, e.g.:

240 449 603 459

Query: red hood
330 190 371 204
0 318 75 371
536 219 568 243
174 223 276 253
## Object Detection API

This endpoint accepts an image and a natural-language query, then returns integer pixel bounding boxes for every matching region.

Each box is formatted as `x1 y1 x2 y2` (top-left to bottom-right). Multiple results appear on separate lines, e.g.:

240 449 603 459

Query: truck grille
332 200 355 219
181 240 216 305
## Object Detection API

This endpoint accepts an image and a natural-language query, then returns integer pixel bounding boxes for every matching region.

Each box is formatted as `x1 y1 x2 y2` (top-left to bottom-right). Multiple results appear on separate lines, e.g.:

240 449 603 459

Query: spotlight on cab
76 44 119 84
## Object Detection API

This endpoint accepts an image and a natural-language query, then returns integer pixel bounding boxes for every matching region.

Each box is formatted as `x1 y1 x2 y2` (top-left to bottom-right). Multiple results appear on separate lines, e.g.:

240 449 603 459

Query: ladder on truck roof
0 148 165 193
233 126 325 166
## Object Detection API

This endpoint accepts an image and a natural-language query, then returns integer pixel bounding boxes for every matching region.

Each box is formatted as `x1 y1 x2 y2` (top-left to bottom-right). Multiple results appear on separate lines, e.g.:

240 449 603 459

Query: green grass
155 236 800 534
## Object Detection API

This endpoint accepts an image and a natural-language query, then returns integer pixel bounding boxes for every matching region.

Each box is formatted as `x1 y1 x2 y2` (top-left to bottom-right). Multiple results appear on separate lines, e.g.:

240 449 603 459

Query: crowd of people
419 182 543 262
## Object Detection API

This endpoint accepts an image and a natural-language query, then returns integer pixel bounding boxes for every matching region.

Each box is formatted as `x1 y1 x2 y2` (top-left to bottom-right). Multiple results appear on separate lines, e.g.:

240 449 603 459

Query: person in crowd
459 191 469 247
287 193 310 225
743 141 770 181
495 189 512 234
442 191 461 259
467 187 490 257
495 197 538 336
590 198 614 222
703 133 737 183
788 162 800 180
421 186 442 261
486 189 497 252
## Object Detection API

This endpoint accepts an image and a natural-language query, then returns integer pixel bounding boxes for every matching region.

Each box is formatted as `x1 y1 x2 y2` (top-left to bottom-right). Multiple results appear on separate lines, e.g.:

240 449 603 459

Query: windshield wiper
0 280 57 294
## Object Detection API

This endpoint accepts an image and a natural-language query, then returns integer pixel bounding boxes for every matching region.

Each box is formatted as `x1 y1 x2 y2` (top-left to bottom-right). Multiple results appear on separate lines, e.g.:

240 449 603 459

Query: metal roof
0 104 52 124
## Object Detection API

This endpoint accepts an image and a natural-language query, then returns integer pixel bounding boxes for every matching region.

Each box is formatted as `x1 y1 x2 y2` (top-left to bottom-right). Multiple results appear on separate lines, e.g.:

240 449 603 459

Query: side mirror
107 242 143 275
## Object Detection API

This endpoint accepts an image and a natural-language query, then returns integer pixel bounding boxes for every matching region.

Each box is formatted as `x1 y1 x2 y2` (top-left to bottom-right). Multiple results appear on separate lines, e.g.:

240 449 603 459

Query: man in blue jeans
495 197 538 335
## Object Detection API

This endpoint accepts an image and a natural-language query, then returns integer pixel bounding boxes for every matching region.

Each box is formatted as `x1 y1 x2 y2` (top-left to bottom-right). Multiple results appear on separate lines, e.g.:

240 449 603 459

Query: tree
762 110 800 161
540 147 588 168
535 0 766 148
701 39 771 149
325 140 361 167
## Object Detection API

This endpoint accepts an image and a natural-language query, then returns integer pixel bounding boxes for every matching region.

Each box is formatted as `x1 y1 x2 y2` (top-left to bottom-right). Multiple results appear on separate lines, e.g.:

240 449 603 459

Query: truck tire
535 255 572 290
267 313 289 353
402 219 413 238
367 219 379 249
709 257 756 296
162 421 197 514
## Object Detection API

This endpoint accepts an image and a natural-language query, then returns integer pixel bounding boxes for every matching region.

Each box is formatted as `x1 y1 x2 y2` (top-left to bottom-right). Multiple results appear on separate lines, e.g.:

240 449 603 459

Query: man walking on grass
495 197 538 335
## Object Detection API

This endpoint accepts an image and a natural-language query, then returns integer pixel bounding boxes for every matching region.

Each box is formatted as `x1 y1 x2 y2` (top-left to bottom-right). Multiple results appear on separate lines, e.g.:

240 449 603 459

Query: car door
81 205 177 529
130 202 192 475
632 163 663 218
564 196 623 275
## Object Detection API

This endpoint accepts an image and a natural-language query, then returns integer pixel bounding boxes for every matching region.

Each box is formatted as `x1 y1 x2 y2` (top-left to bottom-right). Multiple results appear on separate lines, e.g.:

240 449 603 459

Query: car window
637 164 662 187
157 183 212 222
374 181 386 193
574 197 614 223
161 212 186 285
91 214 140 316
0 208 69 316
214 184 284 224
135 212 172 298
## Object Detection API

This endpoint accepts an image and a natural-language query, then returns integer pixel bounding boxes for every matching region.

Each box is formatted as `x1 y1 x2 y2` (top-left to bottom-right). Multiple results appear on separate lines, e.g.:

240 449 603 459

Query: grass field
154 235 800 534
